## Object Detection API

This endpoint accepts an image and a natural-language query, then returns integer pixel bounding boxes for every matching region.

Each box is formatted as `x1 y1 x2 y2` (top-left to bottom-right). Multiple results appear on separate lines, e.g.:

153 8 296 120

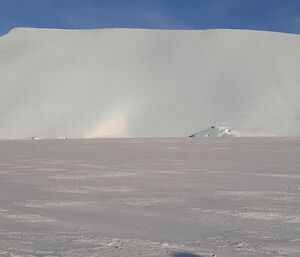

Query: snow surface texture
0 28 300 138
0 138 299 257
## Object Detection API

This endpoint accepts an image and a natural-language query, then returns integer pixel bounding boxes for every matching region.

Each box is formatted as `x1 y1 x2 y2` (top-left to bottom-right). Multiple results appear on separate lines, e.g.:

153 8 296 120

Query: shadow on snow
170 252 205 257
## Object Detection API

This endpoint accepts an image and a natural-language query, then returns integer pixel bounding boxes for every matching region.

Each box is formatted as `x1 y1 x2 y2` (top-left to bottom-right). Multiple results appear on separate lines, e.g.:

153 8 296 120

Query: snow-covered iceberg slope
0 28 300 138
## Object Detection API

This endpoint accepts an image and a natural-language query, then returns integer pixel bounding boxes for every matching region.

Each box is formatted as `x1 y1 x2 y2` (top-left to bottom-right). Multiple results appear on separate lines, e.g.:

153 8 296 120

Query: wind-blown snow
0 138 300 256
0 28 300 138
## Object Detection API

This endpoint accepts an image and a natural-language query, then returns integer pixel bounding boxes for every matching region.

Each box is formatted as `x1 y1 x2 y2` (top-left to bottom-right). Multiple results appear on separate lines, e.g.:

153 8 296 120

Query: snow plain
0 28 300 138
0 138 299 257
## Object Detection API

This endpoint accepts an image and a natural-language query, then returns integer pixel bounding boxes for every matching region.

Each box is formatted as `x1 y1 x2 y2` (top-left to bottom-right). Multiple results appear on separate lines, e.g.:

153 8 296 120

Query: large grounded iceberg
0 28 300 138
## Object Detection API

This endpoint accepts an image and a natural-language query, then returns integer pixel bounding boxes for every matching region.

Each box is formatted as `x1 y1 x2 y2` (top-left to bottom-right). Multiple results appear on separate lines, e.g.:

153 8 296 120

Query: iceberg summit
0 28 300 138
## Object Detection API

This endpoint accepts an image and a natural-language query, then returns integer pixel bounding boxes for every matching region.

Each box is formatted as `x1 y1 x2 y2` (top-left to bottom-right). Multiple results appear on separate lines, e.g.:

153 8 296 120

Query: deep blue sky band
0 0 299 36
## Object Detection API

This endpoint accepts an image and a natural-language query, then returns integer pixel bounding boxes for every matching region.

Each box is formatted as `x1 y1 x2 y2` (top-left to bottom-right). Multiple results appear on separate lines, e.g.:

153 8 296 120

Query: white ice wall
0 28 300 138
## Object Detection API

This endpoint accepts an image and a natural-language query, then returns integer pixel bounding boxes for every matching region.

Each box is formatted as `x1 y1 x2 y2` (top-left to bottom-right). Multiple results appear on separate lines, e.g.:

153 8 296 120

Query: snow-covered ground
1 28 300 138
0 138 299 257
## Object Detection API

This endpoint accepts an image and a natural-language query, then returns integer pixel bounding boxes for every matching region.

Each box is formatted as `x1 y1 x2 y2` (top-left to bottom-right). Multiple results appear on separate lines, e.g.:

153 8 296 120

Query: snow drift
0 28 300 138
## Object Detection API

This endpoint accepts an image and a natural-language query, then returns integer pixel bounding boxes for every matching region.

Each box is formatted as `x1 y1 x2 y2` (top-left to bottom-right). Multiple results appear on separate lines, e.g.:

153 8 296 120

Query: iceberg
1 28 300 138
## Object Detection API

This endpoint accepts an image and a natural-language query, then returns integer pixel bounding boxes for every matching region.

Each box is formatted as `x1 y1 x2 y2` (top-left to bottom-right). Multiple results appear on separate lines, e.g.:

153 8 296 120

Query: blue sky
0 0 300 36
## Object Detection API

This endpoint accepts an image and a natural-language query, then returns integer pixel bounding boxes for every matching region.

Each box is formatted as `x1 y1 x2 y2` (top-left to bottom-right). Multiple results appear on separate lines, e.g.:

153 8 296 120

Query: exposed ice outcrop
189 126 234 138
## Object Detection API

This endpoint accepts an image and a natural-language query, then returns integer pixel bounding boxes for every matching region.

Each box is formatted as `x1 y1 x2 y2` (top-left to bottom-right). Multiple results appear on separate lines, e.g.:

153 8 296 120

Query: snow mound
0 28 300 138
